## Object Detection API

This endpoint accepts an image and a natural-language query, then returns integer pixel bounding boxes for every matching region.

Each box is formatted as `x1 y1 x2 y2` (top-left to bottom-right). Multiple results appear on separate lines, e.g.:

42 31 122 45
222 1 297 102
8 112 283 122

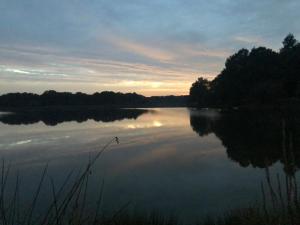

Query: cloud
0 44 199 95
103 35 175 62
233 35 265 45
4 68 31 75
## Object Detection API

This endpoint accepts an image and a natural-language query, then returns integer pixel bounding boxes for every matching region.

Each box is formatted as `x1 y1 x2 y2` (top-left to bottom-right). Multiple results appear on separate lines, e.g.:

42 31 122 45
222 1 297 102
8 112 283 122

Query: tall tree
189 78 210 107
281 33 298 53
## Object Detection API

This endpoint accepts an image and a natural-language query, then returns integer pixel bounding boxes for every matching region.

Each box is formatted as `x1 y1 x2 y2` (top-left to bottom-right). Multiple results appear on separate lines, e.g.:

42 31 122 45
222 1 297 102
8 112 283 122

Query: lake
0 107 298 222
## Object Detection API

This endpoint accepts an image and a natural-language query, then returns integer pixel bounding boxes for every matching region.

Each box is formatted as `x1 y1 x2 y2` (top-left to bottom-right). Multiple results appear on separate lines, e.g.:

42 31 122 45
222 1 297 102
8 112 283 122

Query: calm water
0 108 298 221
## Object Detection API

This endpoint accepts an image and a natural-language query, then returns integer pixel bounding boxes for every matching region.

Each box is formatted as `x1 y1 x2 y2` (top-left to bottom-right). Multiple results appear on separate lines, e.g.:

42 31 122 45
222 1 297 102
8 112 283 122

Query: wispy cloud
0 44 198 95
103 35 175 62
233 35 264 45
4 68 31 75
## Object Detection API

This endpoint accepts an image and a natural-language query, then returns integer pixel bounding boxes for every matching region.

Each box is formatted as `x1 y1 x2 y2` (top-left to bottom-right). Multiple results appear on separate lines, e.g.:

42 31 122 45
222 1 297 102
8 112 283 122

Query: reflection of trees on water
190 115 214 137
0 108 150 126
190 108 300 219
189 108 300 171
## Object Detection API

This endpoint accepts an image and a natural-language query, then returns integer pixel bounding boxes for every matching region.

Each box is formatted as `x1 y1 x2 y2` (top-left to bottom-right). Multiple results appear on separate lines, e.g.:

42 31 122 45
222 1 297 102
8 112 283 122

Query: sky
0 0 300 96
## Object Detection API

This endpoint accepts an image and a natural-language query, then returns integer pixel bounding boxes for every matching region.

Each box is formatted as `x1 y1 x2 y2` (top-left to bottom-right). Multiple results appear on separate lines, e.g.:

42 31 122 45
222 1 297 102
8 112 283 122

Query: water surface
0 108 297 221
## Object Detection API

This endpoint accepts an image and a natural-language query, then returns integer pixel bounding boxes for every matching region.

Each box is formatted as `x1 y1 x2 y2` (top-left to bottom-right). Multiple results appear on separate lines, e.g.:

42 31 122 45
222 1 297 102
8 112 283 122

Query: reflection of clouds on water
0 139 32 148
126 120 163 129
1 135 72 149
11 139 32 146
109 132 224 175
153 121 163 127
124 108 189 131
50 135 70 140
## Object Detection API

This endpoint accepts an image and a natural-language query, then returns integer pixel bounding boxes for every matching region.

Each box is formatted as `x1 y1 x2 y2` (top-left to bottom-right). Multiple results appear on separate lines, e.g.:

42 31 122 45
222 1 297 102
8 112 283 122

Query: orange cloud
104 35 175 62
0 43 221 96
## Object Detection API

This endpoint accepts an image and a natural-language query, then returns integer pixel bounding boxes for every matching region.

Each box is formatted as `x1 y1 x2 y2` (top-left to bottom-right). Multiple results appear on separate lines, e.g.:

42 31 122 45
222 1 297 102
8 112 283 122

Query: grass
0 138 299 225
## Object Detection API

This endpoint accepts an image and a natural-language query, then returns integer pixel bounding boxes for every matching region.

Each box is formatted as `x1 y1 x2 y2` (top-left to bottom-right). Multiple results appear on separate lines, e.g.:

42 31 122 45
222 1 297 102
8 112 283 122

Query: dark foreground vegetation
189 34 300 108
0 91 187 108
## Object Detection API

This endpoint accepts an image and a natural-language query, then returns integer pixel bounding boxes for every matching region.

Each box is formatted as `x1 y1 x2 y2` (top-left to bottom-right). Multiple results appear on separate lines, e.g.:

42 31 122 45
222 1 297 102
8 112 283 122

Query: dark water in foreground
0 108 299 221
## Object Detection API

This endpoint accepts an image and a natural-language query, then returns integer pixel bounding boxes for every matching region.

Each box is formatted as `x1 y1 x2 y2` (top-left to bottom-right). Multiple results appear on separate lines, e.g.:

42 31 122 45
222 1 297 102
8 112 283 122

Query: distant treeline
0 90 188 108
190 34 300 107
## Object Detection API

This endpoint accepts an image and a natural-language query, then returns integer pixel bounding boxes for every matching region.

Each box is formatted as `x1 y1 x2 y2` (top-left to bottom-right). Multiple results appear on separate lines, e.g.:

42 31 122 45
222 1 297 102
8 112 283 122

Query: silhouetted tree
189 78 210 107
281 33 298 53
279 34 300 97
190 34 300 107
